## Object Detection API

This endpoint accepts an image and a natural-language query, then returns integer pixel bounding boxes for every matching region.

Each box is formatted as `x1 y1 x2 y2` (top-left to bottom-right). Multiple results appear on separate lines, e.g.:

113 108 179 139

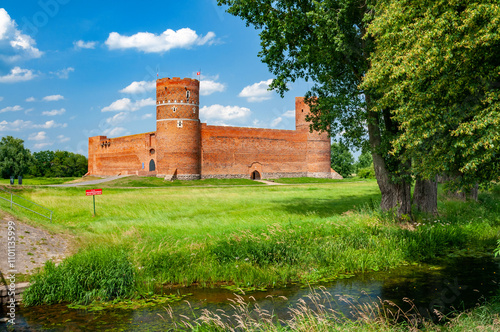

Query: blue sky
0 0 314 156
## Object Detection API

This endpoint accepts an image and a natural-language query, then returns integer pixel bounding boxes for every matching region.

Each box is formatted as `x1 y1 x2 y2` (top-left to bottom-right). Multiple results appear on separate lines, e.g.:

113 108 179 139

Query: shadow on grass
274 193 381 217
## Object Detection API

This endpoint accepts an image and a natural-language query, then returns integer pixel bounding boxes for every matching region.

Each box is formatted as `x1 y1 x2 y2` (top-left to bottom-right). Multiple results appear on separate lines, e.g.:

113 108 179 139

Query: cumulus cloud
51 67 74 79
0 67 37 83
0 105 23 113
142 113 153 120
42 108 66 116
57 135 70 143
34 142 53 149
238 79 273 102
34 120 67 129
105 28 216 53
105 112 128 126
271 117 283 127
42 94 64 102
103 127 128 137
0 8 43 62
283 110 295 118
119 80 155 94
73 40 97 49
200 79 226 96
101 98 155 112
25 96 35 102
28 131 48 141
0 119 32 131
200 104 251 122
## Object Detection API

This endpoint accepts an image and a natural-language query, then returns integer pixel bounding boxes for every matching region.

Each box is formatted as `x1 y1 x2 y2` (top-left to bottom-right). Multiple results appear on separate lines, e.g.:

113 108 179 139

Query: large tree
363 0 500 194
218 0 413 216
0 136 33 179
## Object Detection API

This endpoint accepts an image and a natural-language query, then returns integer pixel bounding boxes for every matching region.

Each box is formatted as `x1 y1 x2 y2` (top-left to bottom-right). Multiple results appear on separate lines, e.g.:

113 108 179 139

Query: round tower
295 97 332 178
156 77 201 180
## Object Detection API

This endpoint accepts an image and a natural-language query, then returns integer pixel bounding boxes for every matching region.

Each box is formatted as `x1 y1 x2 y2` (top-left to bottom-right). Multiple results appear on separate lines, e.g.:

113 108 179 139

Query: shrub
357 164 375 179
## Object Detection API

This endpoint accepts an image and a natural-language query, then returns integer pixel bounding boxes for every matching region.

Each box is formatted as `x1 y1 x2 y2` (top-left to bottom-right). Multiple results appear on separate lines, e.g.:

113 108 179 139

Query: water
4 256 500 331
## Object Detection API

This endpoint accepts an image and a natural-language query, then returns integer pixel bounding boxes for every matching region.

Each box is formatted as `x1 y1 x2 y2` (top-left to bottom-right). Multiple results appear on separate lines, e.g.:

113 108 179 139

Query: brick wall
88 132 156 176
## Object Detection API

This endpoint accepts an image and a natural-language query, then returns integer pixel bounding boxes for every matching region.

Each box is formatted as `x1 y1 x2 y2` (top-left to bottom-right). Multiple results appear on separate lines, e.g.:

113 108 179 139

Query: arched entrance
251 170 261 180
149 159 156 172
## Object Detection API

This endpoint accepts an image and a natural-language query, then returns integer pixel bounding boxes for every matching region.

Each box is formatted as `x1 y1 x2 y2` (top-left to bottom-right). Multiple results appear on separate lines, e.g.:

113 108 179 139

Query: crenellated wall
88 78 333 180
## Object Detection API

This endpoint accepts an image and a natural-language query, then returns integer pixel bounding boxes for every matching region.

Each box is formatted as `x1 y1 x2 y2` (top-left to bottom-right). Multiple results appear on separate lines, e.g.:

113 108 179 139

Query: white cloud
51 67 74 79
0 96 3 101
34 142 53 149
119 80 155 94
73 40 97 49
105 112 128 126
142 113 153 119
34 120 67 129
283 110 295 118
0 8 43 62
42 94 64 102
25 96 35 102
200 79 226 96
0 119 32 131
0 67 37 83
101 97 155 112
200 104 251 121
103 127 128 137
28 131 48 141
105 28 216 53
57 134 70 142
271 117 282 127
42 108 66 116
0 105 23 113
239 79 273 102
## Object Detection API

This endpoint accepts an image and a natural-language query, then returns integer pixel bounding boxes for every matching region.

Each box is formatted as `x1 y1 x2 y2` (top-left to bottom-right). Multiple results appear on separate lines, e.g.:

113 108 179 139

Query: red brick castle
88 77 334 180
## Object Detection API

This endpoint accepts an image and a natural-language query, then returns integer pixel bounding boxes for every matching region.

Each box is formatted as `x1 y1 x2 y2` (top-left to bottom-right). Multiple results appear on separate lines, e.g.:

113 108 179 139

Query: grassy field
1 179 500 308
0 177 81 186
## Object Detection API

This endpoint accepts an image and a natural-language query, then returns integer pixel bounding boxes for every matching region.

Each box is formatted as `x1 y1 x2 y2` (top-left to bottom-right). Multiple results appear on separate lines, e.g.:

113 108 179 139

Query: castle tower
295 97 332 178
156 77 201 180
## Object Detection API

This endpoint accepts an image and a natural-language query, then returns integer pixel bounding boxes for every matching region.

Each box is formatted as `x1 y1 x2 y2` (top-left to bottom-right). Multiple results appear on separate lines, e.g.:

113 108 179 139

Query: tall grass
10 182 500 306
23 247 135 305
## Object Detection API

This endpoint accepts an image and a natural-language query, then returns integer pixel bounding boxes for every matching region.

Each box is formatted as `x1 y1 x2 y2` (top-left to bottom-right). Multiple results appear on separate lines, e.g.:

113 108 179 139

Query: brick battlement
88 76 332 180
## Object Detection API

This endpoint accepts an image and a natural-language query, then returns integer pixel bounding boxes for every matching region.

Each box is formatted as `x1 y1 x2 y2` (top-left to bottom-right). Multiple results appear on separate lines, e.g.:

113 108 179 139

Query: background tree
31 150 87 177
330 142 355 178
218 0 413 216
363 0 500 196
355 149 373 172
0 136 33 179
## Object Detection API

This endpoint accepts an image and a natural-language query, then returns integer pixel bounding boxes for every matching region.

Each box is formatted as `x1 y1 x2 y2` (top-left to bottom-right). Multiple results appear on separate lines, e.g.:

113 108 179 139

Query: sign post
85 189 102 216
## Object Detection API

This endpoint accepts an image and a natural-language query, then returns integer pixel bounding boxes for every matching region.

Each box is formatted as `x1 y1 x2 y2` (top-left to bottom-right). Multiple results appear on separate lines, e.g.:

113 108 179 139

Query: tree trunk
413 178 438 215
438 174 478 202
366 101 411 218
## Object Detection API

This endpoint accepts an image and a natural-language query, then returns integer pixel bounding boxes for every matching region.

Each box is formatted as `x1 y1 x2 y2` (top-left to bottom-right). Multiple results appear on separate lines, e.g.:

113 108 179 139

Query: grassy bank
1 180 499 306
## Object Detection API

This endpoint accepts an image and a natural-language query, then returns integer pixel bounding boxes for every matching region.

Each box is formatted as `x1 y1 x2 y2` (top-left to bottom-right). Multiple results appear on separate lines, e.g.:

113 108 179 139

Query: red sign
86 189 102 196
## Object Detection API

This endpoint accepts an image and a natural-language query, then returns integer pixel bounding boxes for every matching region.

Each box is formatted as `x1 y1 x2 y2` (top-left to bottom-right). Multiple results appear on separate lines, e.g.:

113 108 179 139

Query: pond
5 255 500 331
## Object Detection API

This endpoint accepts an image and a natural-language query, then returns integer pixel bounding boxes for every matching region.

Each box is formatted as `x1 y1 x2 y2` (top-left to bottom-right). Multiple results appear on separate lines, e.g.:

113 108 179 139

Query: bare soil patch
0 216 72 278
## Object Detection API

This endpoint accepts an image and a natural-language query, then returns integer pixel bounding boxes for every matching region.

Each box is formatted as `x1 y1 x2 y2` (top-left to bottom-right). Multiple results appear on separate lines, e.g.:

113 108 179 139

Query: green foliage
0 136 33 178
31 150 87 177
330 142 355 178
355 149 373 172
363 0 500 189
23 247 135 306
357 164 376 179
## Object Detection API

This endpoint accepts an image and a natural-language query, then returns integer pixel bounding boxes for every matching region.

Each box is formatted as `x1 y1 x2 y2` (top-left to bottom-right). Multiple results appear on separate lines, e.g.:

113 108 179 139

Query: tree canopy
0 136 33 179
330 142 355 178
363 0 500 189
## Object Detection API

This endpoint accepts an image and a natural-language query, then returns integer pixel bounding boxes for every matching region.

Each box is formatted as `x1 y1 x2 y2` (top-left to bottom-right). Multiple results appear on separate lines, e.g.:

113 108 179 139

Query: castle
88 77 335 180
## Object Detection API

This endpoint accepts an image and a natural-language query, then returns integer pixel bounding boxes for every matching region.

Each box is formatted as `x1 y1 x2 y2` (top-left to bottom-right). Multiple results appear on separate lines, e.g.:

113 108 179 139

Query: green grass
0 177 79 186
99 175 265 187
3 180 500 306
269 177 351 184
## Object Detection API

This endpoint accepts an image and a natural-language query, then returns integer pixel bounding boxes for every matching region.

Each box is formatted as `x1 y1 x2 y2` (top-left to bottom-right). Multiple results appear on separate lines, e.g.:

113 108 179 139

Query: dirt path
0 217 72 276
